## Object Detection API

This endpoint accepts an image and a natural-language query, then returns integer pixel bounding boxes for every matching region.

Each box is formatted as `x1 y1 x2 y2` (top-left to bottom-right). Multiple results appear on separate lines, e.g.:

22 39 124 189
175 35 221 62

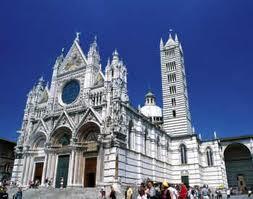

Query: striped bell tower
160 33 192 136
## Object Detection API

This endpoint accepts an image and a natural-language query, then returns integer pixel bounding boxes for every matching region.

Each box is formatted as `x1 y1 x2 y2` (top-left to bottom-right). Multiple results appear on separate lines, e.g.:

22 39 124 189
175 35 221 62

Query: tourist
161 180 172 199
188 187 194 199
109 185 116 199
28 180 34 188
248 188 252 197
137 188 147 199
48 178 53 187
35 179 40 188
147 180 156 199
0 182 8 199
168 184 178 199
179 183 188 199
60 177 64 189
126 186 133 199
99 187 106 199
13 187 22 199
45 177 48 187
226 188 231 198
216 190 222 199
201 185 209 199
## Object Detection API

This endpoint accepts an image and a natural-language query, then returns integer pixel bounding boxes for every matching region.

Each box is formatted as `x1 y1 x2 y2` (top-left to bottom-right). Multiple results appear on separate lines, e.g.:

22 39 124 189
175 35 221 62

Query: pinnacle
113 49 119 56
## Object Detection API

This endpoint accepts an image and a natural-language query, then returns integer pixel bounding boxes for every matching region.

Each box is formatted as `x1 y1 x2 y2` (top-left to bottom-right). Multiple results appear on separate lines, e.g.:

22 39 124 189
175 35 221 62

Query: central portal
55 155 70 188
84 157 97 187
34 162 44 184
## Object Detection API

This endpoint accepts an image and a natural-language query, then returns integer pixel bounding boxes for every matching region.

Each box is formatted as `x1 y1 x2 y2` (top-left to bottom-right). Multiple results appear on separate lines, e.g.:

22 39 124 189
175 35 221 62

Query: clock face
61 80 80 104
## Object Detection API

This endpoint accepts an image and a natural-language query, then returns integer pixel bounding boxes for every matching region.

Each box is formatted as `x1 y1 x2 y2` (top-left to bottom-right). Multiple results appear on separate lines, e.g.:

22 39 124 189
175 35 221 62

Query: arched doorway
224 143 253 191
51 127 72 188
30 132 47 185
77 122 100 187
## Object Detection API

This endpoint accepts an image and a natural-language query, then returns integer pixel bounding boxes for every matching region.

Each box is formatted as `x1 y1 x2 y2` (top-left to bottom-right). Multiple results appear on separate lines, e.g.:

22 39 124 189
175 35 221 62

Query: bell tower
160 33 192 136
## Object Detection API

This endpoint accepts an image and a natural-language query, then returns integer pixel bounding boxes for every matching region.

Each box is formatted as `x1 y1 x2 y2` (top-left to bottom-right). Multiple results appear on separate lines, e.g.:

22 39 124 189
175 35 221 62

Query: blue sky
0 0 253 141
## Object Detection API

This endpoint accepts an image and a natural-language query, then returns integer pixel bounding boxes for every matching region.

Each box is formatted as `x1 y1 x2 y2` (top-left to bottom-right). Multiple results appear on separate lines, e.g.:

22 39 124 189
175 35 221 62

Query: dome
140 105 162 118
140 90 162 118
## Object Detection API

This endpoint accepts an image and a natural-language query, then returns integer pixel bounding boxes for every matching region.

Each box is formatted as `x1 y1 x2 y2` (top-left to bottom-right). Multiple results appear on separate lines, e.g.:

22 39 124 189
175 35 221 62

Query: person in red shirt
179 183 188 199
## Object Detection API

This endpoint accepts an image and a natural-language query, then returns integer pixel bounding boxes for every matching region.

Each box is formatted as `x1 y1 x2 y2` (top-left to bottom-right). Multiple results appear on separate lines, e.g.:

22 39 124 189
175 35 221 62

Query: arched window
157 136 160 159
180 144 187 164
206 147 214 166
167 140 170 157
144 130 148 154
128 121 133 149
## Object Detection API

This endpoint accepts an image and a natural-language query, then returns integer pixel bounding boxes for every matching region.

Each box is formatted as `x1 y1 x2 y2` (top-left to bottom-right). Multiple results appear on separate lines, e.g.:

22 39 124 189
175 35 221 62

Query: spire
160 38 164 49
75 32 81 43
38 76 44 85
45 82 49 90
175 33 178 43
192 126 195 133
112 49 119 64
214 131 217 139
165 31 176 47
113 49 119 57
179 43 183 54
169 33 172 40
36 76 44 92
107 58 110 66
91 35 97 49
88 35 98 54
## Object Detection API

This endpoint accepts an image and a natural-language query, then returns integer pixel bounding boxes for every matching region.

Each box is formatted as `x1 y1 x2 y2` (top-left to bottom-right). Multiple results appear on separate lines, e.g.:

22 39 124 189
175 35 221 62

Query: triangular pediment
59 40 87 74
32 119 49 135
53 110 75 131
77 107 102 130
93 70 105 87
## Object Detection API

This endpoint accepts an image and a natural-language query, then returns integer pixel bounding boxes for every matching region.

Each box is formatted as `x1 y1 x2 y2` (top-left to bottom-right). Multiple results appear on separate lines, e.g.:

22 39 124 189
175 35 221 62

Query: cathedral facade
11 33 253 190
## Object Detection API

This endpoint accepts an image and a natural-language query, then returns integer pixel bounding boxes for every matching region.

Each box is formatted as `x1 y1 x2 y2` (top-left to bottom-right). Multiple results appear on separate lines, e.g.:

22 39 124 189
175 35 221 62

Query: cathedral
12 32 253 191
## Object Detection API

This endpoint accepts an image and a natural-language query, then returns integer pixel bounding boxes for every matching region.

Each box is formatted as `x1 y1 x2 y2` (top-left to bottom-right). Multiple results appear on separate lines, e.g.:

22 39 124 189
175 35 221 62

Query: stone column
21 154 28 185
41 152 49 186
74 150 83 187
28 156 34 184
23 155 32 186
67 149 75 186
96 144 104 185
46 153 52 178
51 153 57 187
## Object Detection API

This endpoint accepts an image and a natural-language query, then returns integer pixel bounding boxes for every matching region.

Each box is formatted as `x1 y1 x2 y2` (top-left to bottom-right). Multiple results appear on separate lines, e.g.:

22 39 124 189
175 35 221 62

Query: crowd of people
131 180 253 199
1 177 253 199
0 180 22 199
98 179 253 199
97 180 225 199
134 180 211 199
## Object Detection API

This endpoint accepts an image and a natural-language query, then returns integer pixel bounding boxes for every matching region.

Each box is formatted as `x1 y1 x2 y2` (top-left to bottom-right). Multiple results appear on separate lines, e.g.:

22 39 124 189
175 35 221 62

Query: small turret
87 36 100 65
140 90 163 126
35 76 44 93
160 38 164 50
175 33 179 43
112 49 119 65
105 50 129 102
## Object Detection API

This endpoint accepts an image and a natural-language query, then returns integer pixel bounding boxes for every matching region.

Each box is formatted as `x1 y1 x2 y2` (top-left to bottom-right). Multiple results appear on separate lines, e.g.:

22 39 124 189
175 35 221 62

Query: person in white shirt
168 184 178 199
226 188 231 198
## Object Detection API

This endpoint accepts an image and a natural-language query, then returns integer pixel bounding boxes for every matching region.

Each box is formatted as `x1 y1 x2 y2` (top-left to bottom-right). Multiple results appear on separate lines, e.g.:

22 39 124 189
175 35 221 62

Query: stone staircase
8 187 103 199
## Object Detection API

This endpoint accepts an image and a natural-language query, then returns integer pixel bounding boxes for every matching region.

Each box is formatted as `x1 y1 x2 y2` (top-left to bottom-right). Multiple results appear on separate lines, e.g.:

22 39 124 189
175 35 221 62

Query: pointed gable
93 70 105 87
32 119 49 135
53 110 75 131
59 40 87 74
77 107 102 131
